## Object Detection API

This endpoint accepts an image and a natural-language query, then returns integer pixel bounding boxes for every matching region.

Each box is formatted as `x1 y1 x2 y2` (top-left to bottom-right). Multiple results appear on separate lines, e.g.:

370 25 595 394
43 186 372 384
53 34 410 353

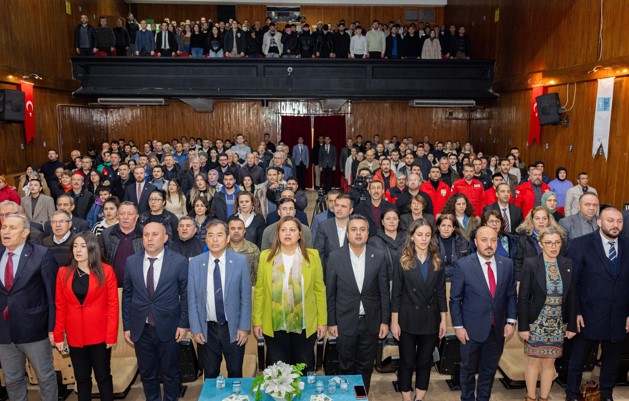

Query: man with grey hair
0 213 58 401
0 200 45 244
270 151 293 180
170 216 204 259
43 194 89 236
42 211 74 268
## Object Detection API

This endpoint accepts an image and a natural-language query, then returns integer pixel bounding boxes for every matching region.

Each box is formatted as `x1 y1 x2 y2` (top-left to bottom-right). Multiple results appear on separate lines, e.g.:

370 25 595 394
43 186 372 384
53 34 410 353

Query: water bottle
216 374 225 389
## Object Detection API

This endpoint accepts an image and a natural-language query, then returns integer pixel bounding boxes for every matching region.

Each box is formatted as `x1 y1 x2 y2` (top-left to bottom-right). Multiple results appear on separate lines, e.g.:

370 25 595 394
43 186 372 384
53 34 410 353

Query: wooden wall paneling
132 4 218 24
235 5 267 24
444 0 499 60
57 106 109 160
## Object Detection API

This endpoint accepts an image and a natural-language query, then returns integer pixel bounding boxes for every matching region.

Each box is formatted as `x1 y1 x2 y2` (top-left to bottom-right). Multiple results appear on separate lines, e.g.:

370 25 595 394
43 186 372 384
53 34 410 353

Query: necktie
214 259 226 325
162 32 168 49
609 241 618 262
326 145 329 153
486 261 496 298
3 252 14 320
146 257 156 326
502 208 510 233
137 183 142 202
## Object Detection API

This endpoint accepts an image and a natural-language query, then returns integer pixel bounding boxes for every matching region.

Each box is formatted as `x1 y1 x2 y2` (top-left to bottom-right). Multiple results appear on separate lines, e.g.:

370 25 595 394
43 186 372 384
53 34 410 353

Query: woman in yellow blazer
253 215 327 372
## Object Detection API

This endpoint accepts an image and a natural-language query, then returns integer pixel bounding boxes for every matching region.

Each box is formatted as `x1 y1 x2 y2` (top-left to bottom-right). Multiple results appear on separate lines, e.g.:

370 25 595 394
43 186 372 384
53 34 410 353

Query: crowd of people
0 132 627 401
74 13 472 59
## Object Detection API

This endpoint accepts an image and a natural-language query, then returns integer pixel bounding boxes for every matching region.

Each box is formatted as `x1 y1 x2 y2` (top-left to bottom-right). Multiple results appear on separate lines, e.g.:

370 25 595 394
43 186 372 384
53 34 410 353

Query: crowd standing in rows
0 132 626 401
75 13 472 59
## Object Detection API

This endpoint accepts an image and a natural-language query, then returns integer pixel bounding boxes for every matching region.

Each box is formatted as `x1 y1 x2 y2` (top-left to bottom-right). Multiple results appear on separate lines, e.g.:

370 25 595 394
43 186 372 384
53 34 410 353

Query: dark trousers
69 343 113 401
354 54 364 59
337 317 378 393
369 51 382 59
198 322 244 378
566 335 620 399
97 47 112 55
296 163 307 190
115 45 127 56
158 49 173 57
265 331 316 372
459 328 505 401
134 325 180 401
321 167 334 193
78 48 93 56
397 331 439 393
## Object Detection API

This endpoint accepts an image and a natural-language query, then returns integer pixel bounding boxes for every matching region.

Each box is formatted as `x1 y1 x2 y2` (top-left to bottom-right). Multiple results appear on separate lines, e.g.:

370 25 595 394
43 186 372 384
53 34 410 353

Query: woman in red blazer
54 232 118 401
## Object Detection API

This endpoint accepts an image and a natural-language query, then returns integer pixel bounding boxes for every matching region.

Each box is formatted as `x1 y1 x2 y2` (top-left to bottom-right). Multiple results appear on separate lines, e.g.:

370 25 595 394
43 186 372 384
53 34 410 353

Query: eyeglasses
50 220 70 225
148 198 163 202
486 219 501 224
541 241 562 248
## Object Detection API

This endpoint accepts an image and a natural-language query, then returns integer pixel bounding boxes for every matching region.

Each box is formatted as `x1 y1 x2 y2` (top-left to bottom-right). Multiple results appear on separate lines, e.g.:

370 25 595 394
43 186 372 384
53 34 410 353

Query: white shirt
206 251 227 322
349 247 366 315
143 250 165 288
601 231 618 258
53 231 72 245
335 220 347 248
0 243 25 286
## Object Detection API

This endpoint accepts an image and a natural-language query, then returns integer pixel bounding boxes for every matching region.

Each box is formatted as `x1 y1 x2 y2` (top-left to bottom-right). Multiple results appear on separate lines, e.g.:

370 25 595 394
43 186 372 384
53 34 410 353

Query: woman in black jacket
436 214 470 280
206 26 223 58
367 208 406 283
470 210 517 260
391 218 446 401
190 23 206 57
518 226 577 401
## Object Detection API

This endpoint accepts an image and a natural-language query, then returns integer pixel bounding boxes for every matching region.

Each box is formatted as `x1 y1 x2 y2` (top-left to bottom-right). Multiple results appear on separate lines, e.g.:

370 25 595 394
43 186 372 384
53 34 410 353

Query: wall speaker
436 334 460 375
0 89 25 123
536 93 564 126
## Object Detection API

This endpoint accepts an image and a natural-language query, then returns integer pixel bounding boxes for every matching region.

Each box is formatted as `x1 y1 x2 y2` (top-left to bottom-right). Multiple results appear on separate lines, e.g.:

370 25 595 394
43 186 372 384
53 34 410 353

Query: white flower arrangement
251 361 306 401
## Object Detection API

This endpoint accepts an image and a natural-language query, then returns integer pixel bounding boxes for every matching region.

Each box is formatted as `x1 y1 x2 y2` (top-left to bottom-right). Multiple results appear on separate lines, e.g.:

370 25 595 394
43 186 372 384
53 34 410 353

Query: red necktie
486 261 496 298
4 252 14 320
137 183 142 201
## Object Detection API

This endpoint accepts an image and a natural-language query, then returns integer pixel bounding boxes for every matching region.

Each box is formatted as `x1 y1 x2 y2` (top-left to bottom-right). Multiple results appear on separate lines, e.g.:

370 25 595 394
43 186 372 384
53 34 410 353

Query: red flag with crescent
528 85 547 147
20 81 35 144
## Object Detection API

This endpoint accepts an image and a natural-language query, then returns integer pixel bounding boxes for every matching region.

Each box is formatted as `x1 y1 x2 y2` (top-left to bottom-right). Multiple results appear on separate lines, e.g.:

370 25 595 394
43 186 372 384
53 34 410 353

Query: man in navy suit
566 207 629 401
0 214 58 401
450 226 517 401
315 194 352 277
291 137 310 191
122 222 188 401
123 166 157 214
188 220 251 378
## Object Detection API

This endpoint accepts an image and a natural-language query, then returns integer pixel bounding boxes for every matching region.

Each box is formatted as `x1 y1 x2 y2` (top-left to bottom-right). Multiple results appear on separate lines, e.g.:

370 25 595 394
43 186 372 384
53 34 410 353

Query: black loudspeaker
374 335 399 374
323 337 339 375
315 337 325 371
0 90 25 123
178 339 200 383
536 93 564 126
217 5 237 23
436 334 461 375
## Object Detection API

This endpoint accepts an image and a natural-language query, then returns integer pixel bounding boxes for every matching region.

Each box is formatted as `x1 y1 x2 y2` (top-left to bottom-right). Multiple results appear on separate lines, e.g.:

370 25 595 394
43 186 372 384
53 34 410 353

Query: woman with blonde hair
514 206 565 279
165 179 187 218
391 219 447 401
252 216 327 372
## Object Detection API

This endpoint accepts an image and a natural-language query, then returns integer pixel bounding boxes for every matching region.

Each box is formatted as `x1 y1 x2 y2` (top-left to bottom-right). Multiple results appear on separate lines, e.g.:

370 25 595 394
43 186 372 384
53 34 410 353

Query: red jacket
54 263 119 347
484 187 514 208
452 178 485 216
0 186 21 205
419 180 452 215
372 169 397 191
514 181 551 218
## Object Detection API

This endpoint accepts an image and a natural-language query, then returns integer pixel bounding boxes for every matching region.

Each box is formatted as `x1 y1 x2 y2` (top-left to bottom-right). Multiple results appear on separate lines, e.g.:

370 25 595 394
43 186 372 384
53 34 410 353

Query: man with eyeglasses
42 211 74 268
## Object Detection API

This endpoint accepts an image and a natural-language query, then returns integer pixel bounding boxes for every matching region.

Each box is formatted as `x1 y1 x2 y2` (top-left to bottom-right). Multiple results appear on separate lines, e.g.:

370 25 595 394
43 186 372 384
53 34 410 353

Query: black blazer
72 189 95 220
314 218 348 275
483 202 523 235
353 199 397 237
391 253 446 335
326 244 390 336
0 243 57 344
514 234 567 280
123 182 157 214
517 254 577 333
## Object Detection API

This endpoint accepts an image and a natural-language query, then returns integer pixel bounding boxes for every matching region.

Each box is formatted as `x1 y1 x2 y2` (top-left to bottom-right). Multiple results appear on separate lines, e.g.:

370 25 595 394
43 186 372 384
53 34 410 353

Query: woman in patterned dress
517 226 577 401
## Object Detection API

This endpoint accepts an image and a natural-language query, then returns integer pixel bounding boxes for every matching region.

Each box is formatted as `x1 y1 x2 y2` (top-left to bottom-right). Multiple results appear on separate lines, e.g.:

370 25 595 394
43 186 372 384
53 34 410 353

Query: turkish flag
20 81 35 144
528 85 547 147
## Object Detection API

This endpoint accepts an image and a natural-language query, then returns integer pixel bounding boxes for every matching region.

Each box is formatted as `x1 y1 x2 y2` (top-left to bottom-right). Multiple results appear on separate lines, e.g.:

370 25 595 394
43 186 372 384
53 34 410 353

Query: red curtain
314 116 346 188
280 116 313 188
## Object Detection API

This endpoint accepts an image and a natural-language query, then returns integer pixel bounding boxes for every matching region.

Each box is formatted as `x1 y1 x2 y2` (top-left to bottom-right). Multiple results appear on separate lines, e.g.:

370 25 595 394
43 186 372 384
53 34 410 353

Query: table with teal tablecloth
199 375 366 401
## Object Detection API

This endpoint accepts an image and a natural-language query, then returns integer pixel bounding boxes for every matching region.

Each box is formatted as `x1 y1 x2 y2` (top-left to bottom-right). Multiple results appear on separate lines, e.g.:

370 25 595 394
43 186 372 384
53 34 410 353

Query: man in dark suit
483 183 523 235
498 158 518 193
353 180 396 237
326 215 390 393
70 173 95 220
43 194 89 236
318 136 337 193
122 222 188 401
0 214 58 401
566 207 629 401
622 209 629 239
123 166 157 214
315 194 352 277
188 220 251 378
450 226 517 401
155 21 177 57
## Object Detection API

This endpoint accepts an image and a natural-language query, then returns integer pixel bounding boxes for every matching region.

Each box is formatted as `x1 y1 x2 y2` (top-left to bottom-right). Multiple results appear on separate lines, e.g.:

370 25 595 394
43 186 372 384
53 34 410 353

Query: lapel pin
567 269 570 272
370 254 374 258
